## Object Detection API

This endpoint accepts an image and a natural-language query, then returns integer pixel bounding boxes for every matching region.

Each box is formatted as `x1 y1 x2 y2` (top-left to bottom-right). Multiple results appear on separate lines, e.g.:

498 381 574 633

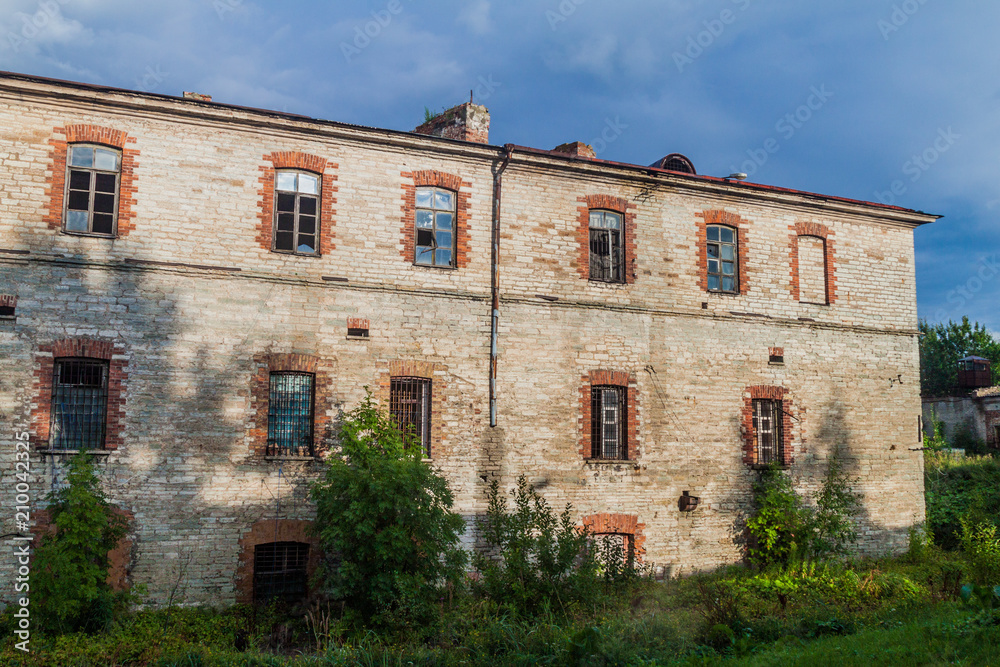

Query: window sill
270 249 321 258
587 278 627 286
799 301 830 307
263 455 318 462
60 230 117 239
585 458 639 469
412 262 458 271
706 289 740 296
768 361 785 367
346 334 370 341
38 449 112 456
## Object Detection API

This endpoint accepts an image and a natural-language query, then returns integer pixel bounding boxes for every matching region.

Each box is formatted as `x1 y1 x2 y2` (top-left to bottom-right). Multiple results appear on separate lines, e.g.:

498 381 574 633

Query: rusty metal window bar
50 358 109 450
267 372 314 456
64 144 121 236
591 385 627 460
589 210 624 282
390 377 431 456
415 187 456 267
273 170 320 255
706 224 738 292
752 398 783 465
253 541 309 605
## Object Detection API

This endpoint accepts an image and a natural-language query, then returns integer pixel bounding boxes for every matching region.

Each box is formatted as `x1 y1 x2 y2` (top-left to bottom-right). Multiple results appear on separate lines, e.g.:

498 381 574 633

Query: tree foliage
309 389 467 630
919 317 1000 397
33 453 128 634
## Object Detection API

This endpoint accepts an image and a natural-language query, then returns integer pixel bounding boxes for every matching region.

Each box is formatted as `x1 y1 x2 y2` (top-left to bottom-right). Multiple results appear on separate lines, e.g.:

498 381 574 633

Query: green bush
32 452 130 635
309 389 467 631
959 516 1000 585
925 451 1000 549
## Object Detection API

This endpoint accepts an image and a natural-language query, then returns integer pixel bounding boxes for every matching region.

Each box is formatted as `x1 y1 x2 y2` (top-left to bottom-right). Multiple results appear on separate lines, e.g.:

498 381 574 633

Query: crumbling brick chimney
183 91 213 102
552 141 596 159
414 102 490 144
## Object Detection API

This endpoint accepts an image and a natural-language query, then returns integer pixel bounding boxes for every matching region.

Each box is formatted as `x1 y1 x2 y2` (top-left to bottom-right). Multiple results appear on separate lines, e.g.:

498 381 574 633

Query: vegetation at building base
3 410 1000 665
919 316 1000 397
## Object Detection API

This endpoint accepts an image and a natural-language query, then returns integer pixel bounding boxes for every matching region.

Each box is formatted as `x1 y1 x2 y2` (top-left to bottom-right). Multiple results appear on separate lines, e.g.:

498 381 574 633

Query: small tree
745 466 808 567
310 389 467 629
33 453 127 634
811 451 862 559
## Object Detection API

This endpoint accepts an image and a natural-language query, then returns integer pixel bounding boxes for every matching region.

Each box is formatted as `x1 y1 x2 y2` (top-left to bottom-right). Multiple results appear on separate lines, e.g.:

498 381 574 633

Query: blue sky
1 0 996 332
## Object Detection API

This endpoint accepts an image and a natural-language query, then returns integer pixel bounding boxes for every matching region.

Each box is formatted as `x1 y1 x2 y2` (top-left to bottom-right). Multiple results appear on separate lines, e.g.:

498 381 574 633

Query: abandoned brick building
0 71 936 606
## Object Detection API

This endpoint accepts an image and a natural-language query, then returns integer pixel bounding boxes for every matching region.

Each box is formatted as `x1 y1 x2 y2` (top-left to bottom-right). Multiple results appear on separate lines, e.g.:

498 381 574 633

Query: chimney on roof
552 141 596 159
414 102 490 144
183 91 212 102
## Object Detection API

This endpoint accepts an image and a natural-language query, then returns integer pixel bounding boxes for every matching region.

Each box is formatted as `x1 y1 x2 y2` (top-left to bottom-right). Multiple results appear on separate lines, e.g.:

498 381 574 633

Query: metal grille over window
274 171 320 254
253 541 309 605
267 372 314 456
390 377 431 456
706 224 737 292
50 358 109 450
591 385 627 459
414 187 456 267
752 399 783 465
589 210 624 282
65 144 121 235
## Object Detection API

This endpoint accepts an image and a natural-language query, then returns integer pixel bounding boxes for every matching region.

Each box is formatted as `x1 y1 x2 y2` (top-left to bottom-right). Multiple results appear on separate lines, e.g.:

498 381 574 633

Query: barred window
390 377 431 456
253 541 309 605
752 398 783 465
706 224 738 292
589 210 624 282
267 372 314 456
591 385 627 459
64 144 121 236
414 187 456 267
50 358 109 450
273 170 320 255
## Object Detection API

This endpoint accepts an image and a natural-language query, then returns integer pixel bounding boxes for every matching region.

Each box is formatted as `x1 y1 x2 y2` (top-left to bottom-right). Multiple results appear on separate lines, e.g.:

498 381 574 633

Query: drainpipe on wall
490 144 514 428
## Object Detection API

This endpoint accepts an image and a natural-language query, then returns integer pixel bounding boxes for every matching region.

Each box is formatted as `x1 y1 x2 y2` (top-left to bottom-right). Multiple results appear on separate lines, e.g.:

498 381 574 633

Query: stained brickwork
0 74 932 605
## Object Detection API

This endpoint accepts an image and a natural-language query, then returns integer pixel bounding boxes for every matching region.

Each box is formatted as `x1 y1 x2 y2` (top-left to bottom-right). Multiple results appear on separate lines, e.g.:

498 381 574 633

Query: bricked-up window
267 373 314 456
589 210 624 282
253 541 309 604
50 358 109 450
64 144 121 235
752 399 783 465
414 187 456 267
273 171 320 254
706 225 738 292
390 377 431 456
797 236 827 304
592 533 635 565
591 386 627 459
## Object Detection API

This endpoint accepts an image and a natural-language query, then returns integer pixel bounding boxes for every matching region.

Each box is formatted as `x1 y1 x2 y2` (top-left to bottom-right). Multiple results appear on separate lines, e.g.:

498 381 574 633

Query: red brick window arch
31 338 128 451
249 353 333 457
695 210 750 295
235 519 320 605
579 370 639 460
257 152 338 256
44 124 140 237
580 513 646 562
742 385 794 466
400 170 472 269
789 222 837 304
576 194 637 284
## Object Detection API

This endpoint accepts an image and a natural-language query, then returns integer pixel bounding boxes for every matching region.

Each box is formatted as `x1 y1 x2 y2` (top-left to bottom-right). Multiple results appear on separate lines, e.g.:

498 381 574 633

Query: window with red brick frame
788 221 837 304
256 152 337 255
31 338 128 451
579 370 639 460
249 353 333 457
44 124 140 238
580 513 646 562
741 385 794 466
695 210 750 295
575 195 637 283
400 170 472 269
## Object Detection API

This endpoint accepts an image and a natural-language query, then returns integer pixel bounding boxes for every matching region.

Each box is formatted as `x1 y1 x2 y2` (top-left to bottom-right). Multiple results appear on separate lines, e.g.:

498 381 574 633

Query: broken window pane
299 196 317 216
589 210 624 283
414 186 457 267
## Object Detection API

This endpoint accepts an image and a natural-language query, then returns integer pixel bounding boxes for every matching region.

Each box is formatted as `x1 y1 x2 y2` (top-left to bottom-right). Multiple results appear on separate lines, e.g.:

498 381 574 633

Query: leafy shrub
309 390 467 631
960 516 1000 585
475 476 601 616
32 452 130 635
925 451 1000 549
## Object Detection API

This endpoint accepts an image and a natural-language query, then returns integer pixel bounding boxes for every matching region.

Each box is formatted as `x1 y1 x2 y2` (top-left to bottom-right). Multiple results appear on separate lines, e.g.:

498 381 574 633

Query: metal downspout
490 144 514 427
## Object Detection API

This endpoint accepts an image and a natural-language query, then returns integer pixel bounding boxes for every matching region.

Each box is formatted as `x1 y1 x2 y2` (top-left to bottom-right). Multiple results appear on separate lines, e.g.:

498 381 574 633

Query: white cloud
458 0 491 35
